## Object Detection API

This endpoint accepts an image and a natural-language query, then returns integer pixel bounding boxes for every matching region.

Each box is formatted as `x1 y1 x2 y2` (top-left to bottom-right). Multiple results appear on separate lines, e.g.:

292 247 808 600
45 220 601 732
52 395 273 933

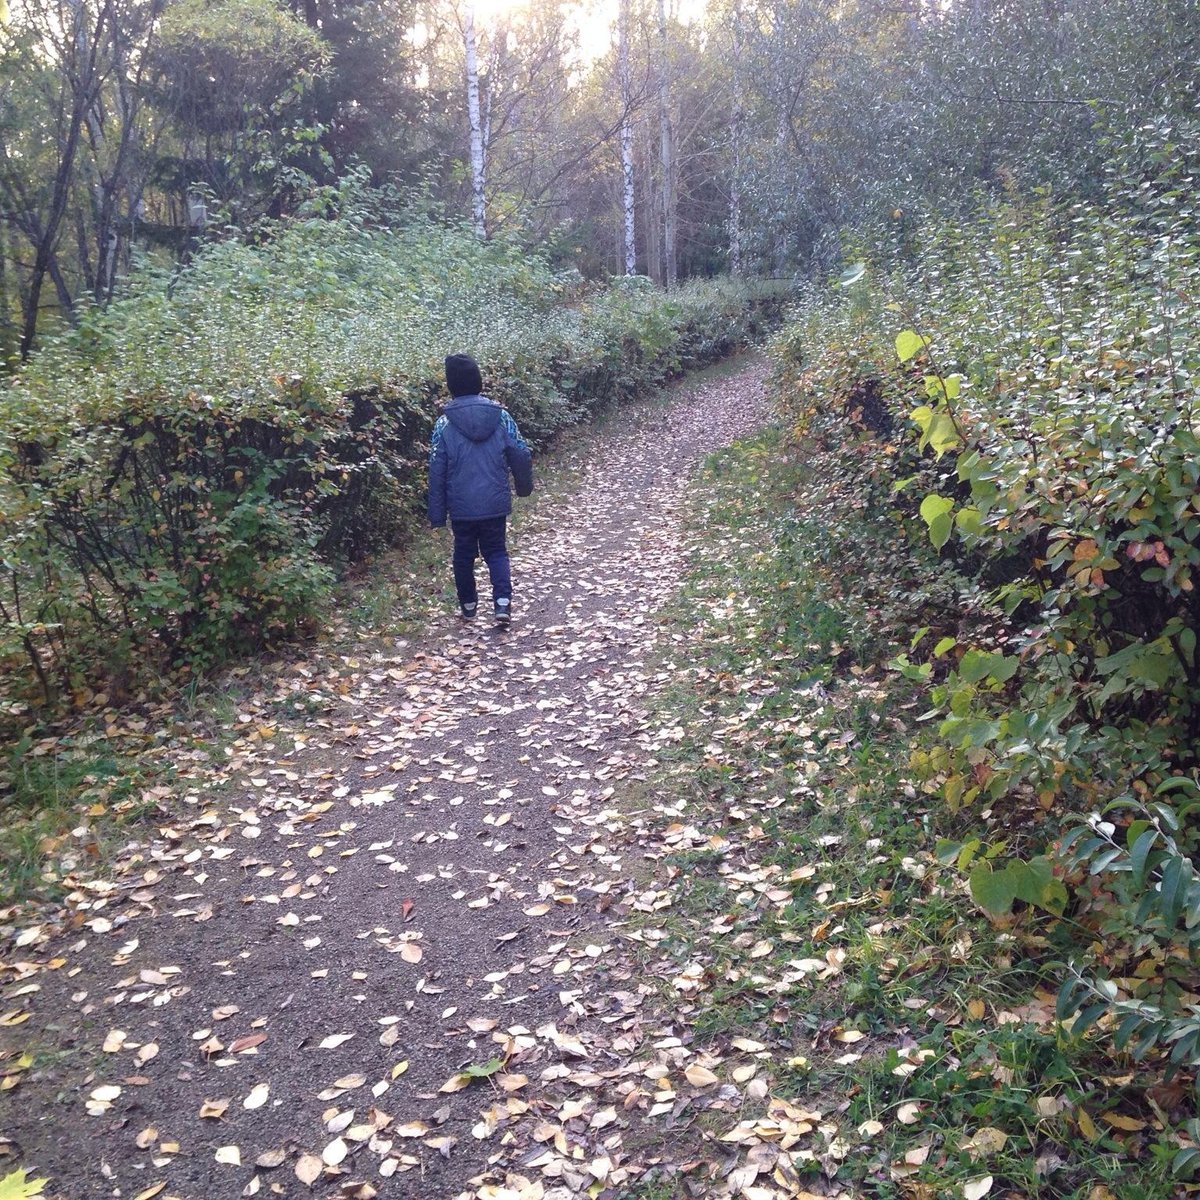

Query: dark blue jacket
427 395 533 526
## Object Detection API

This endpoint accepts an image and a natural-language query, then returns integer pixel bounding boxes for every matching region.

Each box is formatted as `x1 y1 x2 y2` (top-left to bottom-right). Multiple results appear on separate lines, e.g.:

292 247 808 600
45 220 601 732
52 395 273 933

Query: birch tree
618 0 635 274
655 0 676 288
463 3 486 237
728 0 743 276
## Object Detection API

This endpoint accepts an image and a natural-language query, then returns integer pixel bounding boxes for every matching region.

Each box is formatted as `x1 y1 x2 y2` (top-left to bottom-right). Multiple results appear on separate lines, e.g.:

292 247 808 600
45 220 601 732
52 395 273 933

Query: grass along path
611 428 1181 1200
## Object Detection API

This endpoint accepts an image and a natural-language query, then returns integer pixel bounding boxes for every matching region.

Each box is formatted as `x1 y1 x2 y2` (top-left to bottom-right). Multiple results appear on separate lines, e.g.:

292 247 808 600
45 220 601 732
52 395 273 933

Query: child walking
427 354 534 623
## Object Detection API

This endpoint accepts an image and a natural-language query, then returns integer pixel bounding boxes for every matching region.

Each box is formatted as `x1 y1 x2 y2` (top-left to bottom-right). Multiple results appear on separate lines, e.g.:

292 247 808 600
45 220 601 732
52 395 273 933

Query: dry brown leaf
230 1032 268 1053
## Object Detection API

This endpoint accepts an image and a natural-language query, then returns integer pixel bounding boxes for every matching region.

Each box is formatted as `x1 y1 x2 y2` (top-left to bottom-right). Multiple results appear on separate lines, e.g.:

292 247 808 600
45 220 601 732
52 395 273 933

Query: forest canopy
2 0 1197 361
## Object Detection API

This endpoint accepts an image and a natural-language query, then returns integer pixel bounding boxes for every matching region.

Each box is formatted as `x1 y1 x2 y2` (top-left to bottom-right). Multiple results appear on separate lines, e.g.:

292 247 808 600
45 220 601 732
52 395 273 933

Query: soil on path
2 358 771 1200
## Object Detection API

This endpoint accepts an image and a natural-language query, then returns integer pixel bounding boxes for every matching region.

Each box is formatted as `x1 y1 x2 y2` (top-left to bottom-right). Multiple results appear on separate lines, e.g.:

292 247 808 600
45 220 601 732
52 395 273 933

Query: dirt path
2 358 772 1200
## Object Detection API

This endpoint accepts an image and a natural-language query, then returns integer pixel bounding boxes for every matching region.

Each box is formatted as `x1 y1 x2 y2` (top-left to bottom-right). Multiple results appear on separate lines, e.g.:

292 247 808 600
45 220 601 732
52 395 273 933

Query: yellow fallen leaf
1077 1107 1100 1140
835 1029 866 1043
896 1102 922 1125
1101 1111 1148 1132
684 1063 719 1087
963 1177 993 1200
132 1184 167 1200
963 1126 1007 1158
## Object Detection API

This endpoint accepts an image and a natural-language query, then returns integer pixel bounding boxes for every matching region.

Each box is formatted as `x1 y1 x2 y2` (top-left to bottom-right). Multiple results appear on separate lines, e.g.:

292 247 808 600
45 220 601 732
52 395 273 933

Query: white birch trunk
656 0 676 289
729 0 744 276
618 0 636 275
464 5 486 238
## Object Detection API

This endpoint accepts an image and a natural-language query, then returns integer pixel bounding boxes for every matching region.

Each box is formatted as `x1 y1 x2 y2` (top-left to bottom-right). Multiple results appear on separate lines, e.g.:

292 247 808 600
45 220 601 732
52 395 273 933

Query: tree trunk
642 118 661 284
729 0 744 276
0 220 14 363
17 0 107 357
655 0 676 288
464 5 487 239
618 0 636 275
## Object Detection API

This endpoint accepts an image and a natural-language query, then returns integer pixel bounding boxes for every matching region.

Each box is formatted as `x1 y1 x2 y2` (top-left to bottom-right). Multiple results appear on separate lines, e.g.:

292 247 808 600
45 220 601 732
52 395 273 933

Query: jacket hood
446 395 503 443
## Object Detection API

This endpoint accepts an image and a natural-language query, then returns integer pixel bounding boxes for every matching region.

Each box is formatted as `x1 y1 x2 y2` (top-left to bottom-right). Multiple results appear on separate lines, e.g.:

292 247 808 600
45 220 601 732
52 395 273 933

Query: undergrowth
636 422 1186 1197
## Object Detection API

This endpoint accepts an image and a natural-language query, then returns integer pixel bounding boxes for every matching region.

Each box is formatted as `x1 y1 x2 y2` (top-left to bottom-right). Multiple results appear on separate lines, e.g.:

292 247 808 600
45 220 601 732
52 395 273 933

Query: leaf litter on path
0 358 859 1198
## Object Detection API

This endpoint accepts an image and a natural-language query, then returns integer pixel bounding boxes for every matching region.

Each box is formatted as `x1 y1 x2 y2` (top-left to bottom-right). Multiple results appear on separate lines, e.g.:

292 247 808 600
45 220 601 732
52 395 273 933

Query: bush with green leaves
768 114 1200 1092
0 180 785 706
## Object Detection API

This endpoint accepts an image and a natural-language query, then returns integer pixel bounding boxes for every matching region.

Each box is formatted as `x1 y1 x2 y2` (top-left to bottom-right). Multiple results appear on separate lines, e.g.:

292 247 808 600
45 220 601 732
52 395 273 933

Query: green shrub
0 181 785 706
768 113 1200 1089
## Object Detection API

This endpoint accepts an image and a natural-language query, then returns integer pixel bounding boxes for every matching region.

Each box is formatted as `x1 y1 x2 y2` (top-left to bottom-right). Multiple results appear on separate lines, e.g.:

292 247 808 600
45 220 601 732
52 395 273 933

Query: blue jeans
451 516 511 605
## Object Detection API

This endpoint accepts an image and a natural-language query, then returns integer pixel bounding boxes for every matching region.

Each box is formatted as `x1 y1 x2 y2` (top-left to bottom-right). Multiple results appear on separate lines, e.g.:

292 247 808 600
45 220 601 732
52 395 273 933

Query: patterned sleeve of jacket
427 415 449 526
501 410 534 498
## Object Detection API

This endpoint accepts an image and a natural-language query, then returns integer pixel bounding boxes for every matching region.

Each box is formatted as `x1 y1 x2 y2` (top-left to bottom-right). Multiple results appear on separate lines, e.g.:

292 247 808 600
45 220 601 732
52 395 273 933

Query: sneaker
459 601 477 620
493 598 511 624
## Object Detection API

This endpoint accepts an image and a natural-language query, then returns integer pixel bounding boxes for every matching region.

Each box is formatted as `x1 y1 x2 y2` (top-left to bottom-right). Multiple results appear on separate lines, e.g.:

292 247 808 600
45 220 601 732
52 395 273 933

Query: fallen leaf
295 1153 323 1185
321 1138 348 1166
1101 1112 1148 1132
